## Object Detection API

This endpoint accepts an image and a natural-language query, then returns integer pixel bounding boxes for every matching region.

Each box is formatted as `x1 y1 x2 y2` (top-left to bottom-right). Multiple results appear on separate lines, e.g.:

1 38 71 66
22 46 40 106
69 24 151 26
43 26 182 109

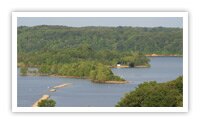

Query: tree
39 65 51 74
20 66 28 76
116 76 183 107
121 52 150 67
37 99 56 107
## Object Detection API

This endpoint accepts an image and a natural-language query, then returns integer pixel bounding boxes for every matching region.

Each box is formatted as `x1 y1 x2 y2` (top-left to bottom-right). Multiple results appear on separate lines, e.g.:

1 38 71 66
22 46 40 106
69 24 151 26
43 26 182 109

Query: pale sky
17 17 183 28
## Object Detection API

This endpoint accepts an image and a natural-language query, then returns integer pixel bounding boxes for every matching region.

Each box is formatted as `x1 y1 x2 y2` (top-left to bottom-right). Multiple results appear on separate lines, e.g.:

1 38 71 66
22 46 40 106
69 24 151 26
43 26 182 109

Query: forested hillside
18 25 182 54
17 25 182 83
17 25 182 65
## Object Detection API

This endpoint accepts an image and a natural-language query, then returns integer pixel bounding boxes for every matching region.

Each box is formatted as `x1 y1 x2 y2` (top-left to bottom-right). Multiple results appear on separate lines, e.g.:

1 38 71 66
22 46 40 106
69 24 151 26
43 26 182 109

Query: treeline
18 48 149 67
116 76 183 107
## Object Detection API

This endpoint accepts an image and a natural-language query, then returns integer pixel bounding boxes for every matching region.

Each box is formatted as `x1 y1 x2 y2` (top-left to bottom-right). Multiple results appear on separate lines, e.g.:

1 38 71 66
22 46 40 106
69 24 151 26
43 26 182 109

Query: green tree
37 99 56 107
39 65 51 74
116 76 183 107
20 66 28 76
121 52 150 67
89 70 97 80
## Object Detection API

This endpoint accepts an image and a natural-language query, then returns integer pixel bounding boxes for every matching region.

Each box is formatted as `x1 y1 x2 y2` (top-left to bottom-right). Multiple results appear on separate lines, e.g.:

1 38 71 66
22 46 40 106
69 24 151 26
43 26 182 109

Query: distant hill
17 25 183 54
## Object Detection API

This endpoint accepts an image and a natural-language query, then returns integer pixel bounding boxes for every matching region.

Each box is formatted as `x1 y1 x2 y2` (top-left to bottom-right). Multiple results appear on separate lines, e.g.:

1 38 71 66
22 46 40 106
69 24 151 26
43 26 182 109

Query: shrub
38 99 56 107
20 66 28 76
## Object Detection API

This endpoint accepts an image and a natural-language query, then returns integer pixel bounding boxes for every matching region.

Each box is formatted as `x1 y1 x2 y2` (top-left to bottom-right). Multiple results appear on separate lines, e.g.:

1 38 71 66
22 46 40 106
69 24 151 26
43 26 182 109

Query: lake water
17 57 183 107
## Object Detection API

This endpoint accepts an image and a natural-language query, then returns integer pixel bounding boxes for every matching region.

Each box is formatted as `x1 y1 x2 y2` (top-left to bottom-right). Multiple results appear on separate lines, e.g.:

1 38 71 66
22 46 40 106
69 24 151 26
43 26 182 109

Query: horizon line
17 25 183 28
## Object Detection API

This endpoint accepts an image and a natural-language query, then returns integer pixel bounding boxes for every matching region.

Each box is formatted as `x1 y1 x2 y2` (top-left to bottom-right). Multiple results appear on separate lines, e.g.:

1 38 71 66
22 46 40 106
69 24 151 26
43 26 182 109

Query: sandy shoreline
32 95 50 107
50 74 86 79
111 65 149 68
104 80 128 84
50 74 128 84
145 54 182 57
32 83 72 107
52 83 71 89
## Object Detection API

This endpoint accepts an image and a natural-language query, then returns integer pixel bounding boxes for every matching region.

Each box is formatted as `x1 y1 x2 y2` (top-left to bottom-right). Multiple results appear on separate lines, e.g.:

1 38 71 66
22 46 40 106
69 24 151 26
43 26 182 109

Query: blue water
17 57 183 107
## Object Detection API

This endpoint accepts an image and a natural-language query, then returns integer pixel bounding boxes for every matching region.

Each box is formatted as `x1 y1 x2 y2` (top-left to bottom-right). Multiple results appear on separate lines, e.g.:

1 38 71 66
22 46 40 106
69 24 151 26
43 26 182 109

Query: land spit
49 83 72 92
104 80 128 84
52 83 71 89
32 94 50 107
32 83 71 107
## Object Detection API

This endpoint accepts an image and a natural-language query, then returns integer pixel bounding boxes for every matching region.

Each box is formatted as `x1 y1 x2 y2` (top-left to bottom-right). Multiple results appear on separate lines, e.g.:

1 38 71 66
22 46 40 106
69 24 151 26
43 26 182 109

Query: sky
17 17 183 28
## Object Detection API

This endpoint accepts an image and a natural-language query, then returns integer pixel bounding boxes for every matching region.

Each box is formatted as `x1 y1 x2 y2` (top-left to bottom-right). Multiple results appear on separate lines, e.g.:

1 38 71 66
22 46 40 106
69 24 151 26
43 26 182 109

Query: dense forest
116 76 183 107
17 25 182 83
17 25 182 65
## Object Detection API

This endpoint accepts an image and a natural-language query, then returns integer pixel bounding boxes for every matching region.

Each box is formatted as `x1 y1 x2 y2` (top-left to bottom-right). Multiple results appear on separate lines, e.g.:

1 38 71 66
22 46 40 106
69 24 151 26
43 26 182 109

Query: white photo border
12 12 188 112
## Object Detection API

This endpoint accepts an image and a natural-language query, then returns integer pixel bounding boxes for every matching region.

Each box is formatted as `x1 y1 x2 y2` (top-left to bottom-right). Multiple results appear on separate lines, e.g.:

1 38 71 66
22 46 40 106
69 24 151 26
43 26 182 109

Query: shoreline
50 74 128 84
135 65 150 68
145 54 182 57
104 80 128 84
32 95 49 107
21 73 129 84
52 83 71 89
111 65 150 68
49 74 87 79
49 83 71 92
111 65 129 68
33 84 71 106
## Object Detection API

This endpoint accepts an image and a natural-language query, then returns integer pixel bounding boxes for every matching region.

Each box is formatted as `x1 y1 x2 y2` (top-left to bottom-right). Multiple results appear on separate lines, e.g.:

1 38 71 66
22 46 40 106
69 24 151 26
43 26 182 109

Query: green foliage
39 65 51 74
57 61 95 77
43 61 125 83
20 66 28 75
17 26 182 54
17 26 182 66
93 63 113 82
121 51 150 67
37 99 56 107
116 76 183 107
